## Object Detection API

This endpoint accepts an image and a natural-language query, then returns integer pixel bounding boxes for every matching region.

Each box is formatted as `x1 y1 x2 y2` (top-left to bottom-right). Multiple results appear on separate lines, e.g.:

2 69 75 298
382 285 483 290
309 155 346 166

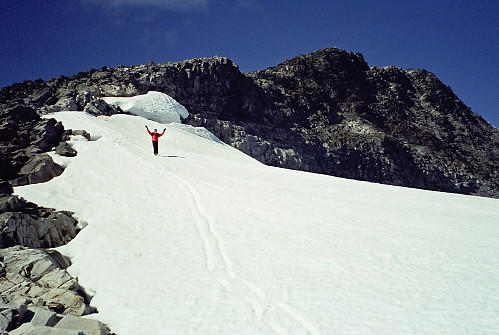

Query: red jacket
147 129 165 142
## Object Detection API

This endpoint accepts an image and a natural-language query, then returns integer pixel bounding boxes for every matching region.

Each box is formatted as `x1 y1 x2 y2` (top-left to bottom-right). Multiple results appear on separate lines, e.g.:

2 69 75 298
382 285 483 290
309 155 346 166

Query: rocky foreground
0 105 113 333
0 197 113 334
0 246 111 334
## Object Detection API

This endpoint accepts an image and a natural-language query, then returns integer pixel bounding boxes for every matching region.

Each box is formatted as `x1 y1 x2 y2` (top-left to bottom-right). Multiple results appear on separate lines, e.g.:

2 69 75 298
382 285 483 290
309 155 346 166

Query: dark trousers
152 141 158 155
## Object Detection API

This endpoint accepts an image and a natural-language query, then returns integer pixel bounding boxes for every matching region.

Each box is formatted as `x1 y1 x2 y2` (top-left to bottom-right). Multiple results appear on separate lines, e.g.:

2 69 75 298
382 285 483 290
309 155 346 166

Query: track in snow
16 113 499 335
112 130 322 334
163 172 322 335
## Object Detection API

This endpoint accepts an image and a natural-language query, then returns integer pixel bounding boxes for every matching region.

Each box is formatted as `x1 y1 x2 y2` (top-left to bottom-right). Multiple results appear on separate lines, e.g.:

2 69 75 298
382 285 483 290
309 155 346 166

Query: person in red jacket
145 126 166 155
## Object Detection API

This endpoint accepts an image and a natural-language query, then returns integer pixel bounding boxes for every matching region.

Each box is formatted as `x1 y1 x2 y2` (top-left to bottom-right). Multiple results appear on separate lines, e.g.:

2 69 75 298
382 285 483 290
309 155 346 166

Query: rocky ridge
246 49 499 196
1 48 498 198
0 103 113 333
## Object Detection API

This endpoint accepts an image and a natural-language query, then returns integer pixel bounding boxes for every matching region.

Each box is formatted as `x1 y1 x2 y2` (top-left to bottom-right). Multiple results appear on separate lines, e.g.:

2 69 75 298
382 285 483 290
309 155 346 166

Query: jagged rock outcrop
0 246 112 334
0 101 94 250
0 190 80 251
0 105 65 188
244 49 499 196
0 89 113 334
0 246 91 315
0 165 112 334
11 153 63 187
0 206 80 249
1 48 497 197
0 121 80 250
9 313 112 334
54 142 76 157
0 151 80 249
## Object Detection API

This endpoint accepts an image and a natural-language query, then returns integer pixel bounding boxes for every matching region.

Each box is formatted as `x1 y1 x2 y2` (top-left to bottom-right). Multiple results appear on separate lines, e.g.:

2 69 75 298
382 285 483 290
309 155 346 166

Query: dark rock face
0 104 89 251
11 153 64 186
0 104 65 188
0 194 80 249
1 48 497 197
54 141 77 157
244 49 499 197
0 103 81 250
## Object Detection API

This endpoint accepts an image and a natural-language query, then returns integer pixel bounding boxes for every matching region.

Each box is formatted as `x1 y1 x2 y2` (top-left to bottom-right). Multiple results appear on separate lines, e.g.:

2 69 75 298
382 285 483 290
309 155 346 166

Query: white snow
103 91 189 123
14 105 499 334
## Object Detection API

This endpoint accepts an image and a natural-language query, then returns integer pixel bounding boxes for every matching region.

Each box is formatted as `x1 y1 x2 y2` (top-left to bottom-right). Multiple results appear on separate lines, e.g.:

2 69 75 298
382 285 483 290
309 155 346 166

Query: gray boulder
54 315 110 335
1 246 62 281
31 118 64 152
28 306 60 327
0 212 41 248
9 323 83 334
0 196 24 214
76 92 93 108
0 105 39 124
54 142 76 157
11 154 63 186
0 211 79 249
69 130 91 141
54 98 78 111
39 288 90 316
82 103 100 116
31 90 56 107
0 305 15 332
83 98 120 117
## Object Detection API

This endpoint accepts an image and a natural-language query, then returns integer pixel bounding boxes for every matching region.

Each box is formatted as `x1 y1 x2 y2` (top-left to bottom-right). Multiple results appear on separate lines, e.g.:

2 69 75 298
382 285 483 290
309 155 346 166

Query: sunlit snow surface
15 112 499 335
103 91 189 123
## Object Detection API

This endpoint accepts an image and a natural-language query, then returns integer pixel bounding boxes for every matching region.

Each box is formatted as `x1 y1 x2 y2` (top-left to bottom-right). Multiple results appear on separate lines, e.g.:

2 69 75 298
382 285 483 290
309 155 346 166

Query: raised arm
145 126 152 135
158 128 166 137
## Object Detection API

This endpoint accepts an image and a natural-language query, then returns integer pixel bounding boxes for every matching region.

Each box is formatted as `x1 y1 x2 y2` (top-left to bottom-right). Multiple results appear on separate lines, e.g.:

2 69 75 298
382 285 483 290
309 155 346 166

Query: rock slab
0 247 112 334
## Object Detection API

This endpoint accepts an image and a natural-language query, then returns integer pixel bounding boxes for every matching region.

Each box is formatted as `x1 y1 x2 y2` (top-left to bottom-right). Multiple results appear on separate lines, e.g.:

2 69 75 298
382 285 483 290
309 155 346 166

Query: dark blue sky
1 0 497 126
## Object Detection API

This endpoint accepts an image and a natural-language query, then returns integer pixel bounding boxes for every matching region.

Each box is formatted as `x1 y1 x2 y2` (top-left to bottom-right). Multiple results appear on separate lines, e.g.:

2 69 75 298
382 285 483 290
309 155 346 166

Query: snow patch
48 152 72 168
70 135 89 142
103 91 188 124
175 123 224 144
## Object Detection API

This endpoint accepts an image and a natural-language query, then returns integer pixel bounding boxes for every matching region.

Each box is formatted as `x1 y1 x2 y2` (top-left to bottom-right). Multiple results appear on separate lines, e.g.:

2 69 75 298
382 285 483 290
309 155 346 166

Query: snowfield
14 97 499 334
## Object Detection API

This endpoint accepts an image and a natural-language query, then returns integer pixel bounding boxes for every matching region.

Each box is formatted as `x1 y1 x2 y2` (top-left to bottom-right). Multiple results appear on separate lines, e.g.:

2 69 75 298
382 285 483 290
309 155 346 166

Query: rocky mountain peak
1 48 497 197
259 47 369 75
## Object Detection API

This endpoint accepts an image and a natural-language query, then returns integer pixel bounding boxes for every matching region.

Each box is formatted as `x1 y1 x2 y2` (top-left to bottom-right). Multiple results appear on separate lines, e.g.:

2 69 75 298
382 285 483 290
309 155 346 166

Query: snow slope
14 110 499 334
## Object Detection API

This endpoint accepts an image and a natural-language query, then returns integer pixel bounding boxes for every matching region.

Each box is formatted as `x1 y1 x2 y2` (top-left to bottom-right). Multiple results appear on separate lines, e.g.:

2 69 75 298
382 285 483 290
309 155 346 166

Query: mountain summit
1 47 497 197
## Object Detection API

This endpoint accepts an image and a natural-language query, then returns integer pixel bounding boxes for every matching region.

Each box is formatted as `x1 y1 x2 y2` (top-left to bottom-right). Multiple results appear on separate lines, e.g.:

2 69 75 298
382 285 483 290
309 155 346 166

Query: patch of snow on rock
103 91 188 124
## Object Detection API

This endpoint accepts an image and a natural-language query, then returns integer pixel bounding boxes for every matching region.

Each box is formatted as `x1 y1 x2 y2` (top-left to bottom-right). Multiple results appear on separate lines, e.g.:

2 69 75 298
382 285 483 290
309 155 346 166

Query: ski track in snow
113 127 321 335
17 112 499 335
167 173 321 335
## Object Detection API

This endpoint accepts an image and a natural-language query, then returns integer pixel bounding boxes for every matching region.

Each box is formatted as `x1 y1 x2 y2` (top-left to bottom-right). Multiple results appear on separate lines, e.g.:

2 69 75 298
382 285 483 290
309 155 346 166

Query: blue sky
1 0 497 126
